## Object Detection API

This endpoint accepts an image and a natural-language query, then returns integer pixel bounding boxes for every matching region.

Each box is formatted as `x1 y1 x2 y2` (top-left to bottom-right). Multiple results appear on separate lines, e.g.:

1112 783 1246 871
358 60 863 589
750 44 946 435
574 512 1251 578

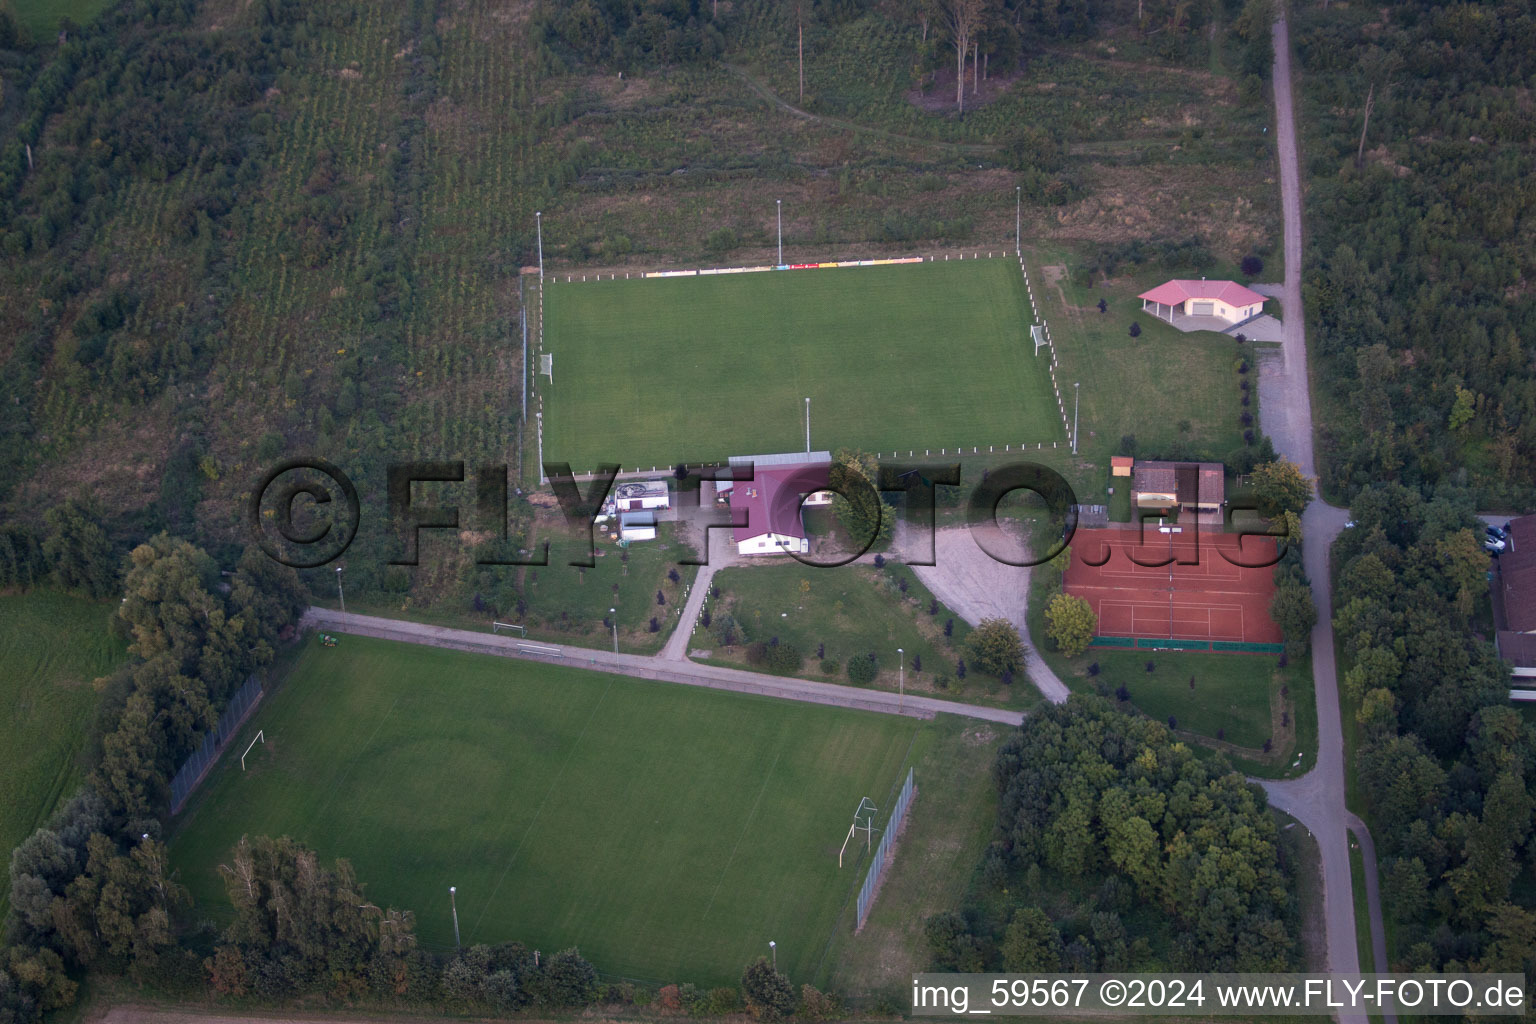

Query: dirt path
1252 14 1389 1021
909 527 1070 704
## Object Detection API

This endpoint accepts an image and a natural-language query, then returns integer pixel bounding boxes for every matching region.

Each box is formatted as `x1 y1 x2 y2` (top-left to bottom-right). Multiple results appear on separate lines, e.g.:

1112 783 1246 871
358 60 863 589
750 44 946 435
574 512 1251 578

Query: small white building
1137 279 1266 325
596 479 671 523
618 508 658 542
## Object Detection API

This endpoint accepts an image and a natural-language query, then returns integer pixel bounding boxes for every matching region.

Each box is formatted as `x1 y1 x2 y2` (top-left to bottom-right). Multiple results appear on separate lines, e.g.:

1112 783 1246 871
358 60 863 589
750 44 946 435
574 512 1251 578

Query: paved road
302 608 1025 726
909 526 1071 704
1255 13 1390 1018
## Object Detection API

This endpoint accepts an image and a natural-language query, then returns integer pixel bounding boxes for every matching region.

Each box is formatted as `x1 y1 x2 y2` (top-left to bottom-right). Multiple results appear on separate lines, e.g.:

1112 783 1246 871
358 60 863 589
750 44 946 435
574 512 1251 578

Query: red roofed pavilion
1138 279 1266 326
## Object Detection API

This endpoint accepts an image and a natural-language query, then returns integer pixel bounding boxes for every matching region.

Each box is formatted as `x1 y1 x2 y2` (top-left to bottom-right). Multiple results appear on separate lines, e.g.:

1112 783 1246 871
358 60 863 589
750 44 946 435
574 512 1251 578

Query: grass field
11 0 115 37
171 636 928 987
540 259 1063 471
0 591 125 893
702 561 1034 711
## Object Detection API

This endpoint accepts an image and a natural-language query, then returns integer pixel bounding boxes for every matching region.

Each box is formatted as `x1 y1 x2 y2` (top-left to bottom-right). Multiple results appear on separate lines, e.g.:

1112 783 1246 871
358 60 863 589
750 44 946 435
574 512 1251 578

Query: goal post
1031 324 1048 356
839 797 880 868
540 353 553 383
241 730 265 771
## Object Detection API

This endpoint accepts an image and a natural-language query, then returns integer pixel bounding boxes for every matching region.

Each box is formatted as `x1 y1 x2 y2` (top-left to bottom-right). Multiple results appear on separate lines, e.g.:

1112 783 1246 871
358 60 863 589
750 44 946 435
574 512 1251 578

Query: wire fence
169 675 264 815
855 766 914 931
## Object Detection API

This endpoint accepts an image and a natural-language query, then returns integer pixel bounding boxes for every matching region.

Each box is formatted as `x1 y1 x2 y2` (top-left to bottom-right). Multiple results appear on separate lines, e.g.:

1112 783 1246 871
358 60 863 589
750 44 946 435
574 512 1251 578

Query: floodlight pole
336 565 345 615
804 397 810 454
449 886 461 949
776 200 782 265
769 940 776 971
609 607 618 654
1073 382 1080 455
897 647 904 712
535 212 544 281
1015 186 1021 254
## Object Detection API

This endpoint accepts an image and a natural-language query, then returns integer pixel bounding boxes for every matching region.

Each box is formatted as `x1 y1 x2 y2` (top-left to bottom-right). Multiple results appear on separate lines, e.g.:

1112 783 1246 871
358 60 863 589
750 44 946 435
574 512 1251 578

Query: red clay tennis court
1063 527 1283 646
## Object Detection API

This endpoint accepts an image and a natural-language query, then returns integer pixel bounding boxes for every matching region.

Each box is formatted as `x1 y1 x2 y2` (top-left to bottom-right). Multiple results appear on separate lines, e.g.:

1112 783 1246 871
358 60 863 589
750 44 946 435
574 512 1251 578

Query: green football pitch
171 637 925 986
539 259 1064 470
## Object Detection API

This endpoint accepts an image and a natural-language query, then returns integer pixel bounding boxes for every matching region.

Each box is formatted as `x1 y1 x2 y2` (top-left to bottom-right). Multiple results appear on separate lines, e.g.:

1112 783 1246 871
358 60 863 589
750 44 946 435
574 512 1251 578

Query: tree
1001 907 1062 971
1250 459 1313 519
829 449 895 548
1128 321 1141 338
1269 582 1317 659
847 652 878 685
540 948 597 1006
1241 255 1264 276
939 0 987 113
1044 592 1095 657
1097 298 1107 313
740 956 796 1021
966 618 1023 675
43 498 117 598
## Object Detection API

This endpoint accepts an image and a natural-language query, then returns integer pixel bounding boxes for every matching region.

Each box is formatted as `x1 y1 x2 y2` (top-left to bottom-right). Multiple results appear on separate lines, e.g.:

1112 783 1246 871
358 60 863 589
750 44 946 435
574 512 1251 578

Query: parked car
1487 524 1508 542
1485 536 1507 554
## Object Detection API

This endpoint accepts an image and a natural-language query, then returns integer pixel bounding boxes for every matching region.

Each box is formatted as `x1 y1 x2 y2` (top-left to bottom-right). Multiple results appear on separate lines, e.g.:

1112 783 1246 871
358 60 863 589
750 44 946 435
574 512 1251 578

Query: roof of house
1497 630 1536 668
618 509 656 527
1110 456 1134 469
1498 515 1536 632
1132 460 1225 505
1137 279 1267 308
729 461 834 544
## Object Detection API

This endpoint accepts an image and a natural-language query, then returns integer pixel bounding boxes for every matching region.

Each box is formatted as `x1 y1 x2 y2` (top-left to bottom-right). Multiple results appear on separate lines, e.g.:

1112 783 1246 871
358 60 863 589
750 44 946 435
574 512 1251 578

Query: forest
1332 484 1535 976
1295 1 1536 507
926 698 1299 973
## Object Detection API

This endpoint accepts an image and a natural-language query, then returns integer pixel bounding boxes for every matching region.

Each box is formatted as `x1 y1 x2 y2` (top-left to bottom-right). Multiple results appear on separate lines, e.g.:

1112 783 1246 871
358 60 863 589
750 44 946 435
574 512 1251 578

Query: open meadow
540 258 1064 470
171 635 932 987
0 591 124 900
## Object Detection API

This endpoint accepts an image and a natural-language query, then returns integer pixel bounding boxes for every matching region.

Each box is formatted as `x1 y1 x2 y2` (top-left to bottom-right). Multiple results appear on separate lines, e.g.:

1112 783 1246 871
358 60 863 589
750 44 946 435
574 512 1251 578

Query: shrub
765 641 802 674
911 653 921 673
656 590 666 605
847 653 878 685
956 658 967 679
1115 685 1130 701
667 568 680 583
1217 727 1225 741
1087 662 1100 676
800 984 840 1021
1146 660 1156 672
944 618 954 637
1128 321 1142 338
741 958 796 1022
704 987 742 1015
929 598 939 615
819 658 839 676
966 618 1024 675
873 553 885 569
1263 738 1273 753
1241 255 1264 276
1168 715 1178 729
648 617 660 633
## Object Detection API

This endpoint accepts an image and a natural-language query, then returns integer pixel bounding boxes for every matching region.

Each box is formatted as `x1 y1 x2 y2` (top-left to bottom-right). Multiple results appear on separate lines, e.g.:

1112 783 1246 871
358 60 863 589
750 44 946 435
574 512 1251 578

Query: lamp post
897 648 904 712
535 211 543 281
449 886 461 949
1015 185 1021 255
1072 382 1080 455
336 565 345 614
769 940 776 970
609 607 618 654
804 397 810 454
776 200 782 266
